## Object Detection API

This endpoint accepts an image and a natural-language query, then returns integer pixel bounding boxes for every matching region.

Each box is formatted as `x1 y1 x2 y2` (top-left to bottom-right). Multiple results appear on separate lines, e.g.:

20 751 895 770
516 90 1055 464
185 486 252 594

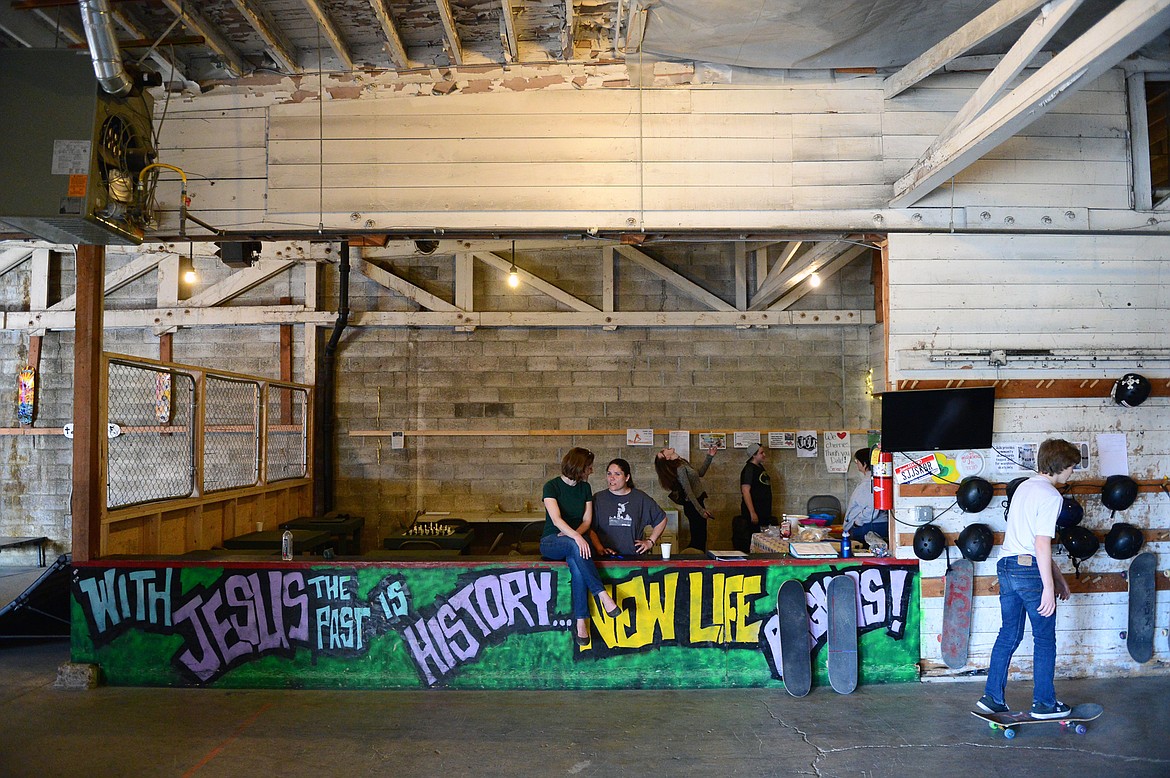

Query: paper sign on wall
769 431 796 449
795 430 818 458
627 428 654 446
823 431 851 473
668 430 690 461
698 432 726 450
733 431 761 449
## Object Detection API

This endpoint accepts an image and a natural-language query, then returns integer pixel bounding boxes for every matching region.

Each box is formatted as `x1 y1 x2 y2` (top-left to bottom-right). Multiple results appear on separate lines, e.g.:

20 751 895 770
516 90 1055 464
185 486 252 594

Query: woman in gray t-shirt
591 458 667 557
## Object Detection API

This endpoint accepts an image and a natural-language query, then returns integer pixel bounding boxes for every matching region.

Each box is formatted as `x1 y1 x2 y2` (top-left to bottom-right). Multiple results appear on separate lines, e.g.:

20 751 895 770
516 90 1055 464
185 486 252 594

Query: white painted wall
146 66 1133 234
887 232 1169 678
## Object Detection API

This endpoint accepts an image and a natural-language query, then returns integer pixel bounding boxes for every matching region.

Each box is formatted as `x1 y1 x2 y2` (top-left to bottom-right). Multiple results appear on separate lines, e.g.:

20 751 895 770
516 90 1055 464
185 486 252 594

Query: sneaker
1030 701 1071 719
976 695 1010 714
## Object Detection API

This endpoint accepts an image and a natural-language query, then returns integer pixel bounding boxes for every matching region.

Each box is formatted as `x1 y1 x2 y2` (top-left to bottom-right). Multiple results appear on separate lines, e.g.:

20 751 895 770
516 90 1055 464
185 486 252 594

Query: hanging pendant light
507 240 520 288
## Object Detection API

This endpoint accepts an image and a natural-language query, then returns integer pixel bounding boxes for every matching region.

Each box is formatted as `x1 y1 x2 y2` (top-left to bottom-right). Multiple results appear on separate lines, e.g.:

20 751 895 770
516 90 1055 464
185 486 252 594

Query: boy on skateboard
977 438 1079 719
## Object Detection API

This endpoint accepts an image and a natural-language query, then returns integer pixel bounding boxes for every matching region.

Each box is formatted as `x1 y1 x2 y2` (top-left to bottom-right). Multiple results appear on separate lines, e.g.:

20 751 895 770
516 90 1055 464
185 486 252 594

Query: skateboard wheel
1059 721 1069 731
1075 724 1087 735
1003 727 1016 739
988 722 998 730
1120 630 1127 639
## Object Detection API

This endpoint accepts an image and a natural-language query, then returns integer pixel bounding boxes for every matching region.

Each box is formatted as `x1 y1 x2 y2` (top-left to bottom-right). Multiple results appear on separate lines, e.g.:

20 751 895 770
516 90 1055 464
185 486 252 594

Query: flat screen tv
880 386 995 452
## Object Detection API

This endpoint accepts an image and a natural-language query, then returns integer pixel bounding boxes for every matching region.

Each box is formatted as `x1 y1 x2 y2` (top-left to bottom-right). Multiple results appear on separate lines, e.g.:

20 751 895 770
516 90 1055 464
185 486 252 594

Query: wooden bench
0 536 49 567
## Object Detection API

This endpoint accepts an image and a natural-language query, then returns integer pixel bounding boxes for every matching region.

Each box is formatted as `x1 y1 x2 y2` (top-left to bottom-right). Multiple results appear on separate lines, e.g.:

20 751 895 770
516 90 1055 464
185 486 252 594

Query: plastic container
840 535 851 558
281 530 294 561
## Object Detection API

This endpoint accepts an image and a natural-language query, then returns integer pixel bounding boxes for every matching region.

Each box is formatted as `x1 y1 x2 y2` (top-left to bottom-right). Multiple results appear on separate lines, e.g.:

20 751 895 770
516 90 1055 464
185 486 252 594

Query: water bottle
840 534 851 558
281 530 294 561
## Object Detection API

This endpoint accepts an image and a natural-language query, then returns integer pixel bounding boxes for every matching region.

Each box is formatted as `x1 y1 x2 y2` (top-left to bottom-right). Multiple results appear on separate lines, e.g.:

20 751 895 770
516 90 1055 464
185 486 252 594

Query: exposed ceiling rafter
435 0 465 66
616 245 736 312
228 0 302 74
301 0 355 72
750 241 863 311
892 0 1170 207
884 0 1050 99
500 0 518 62
769 244 868 311
157 0 250 77
368 0 410 69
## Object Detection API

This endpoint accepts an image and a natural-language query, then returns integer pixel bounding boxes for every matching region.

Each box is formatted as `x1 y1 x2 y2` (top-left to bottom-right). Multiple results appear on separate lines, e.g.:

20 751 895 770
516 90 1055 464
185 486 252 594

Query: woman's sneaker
976 695 1010 714
1030 701 1071 719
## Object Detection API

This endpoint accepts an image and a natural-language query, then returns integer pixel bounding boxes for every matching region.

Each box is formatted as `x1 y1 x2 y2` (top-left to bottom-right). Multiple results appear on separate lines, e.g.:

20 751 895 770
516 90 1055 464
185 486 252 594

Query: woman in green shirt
540 447 622 646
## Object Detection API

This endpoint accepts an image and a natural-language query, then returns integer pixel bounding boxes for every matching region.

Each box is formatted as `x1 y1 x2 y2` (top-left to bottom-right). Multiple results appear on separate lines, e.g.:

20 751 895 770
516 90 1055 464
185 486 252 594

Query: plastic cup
661 542 672 560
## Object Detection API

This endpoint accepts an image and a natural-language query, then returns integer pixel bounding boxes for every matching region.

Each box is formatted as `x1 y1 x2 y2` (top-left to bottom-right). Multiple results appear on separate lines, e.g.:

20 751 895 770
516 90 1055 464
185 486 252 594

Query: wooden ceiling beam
561 0 575 60
435 0 465 66
229 0 302 74
110 8 194 89
884 0 1049 99
368 0 410 70
157 0 250 77
500 0 518 62
300 0 355 72
892 0 1170 207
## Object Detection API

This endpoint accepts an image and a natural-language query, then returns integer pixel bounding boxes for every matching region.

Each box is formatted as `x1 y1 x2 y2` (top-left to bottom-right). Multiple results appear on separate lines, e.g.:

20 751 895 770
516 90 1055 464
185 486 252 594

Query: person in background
843 447 890 543
977 437 1079 720
654 445 718 551
734 443 775 552
591 458 668 557
540 447 622 647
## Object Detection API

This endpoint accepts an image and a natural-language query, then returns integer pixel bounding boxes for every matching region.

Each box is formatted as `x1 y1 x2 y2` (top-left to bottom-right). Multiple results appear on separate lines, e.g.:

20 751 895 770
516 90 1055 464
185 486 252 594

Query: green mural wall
71 560 920 689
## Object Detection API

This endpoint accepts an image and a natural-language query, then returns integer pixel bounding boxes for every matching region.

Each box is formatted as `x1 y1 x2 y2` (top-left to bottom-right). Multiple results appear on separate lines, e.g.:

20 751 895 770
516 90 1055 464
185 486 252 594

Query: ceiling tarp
639 0 1002 69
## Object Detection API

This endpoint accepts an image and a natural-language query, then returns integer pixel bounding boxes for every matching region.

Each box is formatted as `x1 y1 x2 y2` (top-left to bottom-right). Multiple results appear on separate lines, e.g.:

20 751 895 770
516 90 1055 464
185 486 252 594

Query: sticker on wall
1072 441 1090 471
16 365 35 426
823 431 851 473
930 451 958 483
769 431 796 449
795 430 818 458
953 449 986 478
894 453 941 484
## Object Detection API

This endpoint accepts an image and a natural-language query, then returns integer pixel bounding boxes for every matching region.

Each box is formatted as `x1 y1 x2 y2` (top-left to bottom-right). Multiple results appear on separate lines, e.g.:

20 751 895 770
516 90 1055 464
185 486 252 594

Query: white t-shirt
1001 475 1061 556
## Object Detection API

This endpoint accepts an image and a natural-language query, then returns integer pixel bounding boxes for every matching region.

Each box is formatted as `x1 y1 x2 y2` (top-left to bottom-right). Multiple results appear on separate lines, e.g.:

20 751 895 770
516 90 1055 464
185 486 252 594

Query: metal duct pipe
312 241 351 516
79 0 132 96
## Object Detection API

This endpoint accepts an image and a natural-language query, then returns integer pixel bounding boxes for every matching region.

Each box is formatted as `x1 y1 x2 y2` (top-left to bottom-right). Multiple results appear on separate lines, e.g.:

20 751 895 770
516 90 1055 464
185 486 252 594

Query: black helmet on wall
1056 496 1084 529
1111 373 1151 407
1102 474 1139 512
956 476 993 513
913 524 946 561
1104 522 1144 560
1060 525 1100 562
957 523 994 562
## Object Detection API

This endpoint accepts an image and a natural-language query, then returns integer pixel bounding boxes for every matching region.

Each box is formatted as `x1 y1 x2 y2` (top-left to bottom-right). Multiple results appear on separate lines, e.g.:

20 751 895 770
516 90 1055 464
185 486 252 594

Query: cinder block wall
0 243 880 557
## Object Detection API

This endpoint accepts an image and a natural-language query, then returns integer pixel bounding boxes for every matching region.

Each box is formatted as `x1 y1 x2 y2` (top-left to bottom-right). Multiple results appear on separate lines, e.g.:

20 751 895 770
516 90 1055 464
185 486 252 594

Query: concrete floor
1 639 1169 777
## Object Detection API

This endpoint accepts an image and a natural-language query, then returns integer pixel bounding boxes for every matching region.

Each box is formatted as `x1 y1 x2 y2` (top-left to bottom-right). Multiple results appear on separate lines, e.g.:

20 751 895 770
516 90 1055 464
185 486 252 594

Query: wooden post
279 295 293 424
71 245 104 562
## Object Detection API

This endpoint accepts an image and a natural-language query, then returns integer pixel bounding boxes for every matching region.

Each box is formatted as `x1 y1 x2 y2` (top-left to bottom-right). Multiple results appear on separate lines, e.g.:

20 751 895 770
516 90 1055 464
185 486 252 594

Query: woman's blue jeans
983 556 1058 707
540 534 606 619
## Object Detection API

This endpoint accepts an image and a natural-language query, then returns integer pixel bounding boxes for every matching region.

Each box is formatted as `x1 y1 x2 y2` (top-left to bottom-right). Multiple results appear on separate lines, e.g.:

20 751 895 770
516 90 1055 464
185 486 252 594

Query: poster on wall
698 432 726 450
769 432 796 449
733 431 761 449
668 430 690 461
795 430 818 458
626 428 654 446
993 443 1037 474
823 431 851 473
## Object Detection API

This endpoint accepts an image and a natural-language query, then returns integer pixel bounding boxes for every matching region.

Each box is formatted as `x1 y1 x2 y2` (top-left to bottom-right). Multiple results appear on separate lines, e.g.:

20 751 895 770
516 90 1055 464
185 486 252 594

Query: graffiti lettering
307 574 371 653
76 568 173 637
759 567 916 680
172 571 310 682
400 570 557 686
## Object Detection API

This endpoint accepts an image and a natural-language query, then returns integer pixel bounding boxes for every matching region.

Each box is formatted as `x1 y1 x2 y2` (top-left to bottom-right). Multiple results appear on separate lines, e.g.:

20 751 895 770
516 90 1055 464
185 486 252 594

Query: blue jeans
983 556 1058 707
540 534 606 619
848 520 888 543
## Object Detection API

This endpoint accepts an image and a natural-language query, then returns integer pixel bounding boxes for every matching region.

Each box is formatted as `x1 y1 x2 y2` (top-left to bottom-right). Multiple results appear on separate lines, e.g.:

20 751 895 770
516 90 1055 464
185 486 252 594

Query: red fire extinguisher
872 449 894 510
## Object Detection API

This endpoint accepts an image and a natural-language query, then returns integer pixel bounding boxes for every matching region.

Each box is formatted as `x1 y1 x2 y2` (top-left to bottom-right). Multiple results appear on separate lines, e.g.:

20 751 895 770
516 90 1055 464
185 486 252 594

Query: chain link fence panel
107 362 195 508
204 375 259 492
267 385 308 481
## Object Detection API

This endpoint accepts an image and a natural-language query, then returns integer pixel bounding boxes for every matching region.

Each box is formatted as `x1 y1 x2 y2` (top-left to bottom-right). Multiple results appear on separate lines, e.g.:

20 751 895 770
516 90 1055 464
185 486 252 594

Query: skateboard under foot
971 703 1103 739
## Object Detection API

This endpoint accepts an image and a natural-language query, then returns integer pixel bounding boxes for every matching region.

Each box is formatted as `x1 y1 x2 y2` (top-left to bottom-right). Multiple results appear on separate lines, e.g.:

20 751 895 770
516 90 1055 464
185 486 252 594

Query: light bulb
507 269 520 288
808 271 821 287
183 269 198 284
